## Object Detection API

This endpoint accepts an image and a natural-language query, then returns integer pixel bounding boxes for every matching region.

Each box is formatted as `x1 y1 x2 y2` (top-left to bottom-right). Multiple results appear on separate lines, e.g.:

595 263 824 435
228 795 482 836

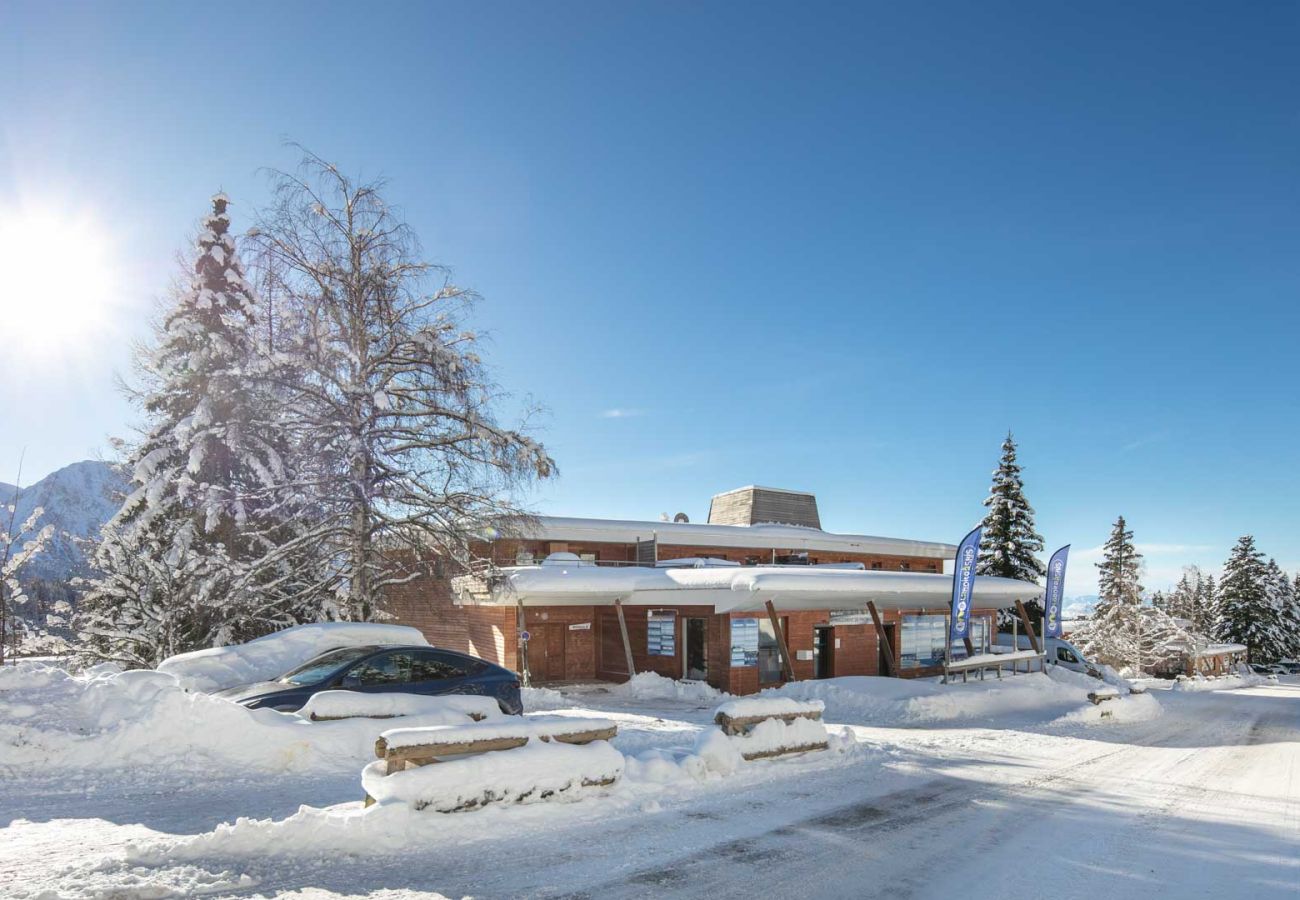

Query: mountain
1 460 128 583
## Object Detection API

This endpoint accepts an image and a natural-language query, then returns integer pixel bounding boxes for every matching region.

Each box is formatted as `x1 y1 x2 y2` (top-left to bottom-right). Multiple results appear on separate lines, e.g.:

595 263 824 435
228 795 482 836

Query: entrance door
532 623 566 682
813 626 833 679
684 618 708 680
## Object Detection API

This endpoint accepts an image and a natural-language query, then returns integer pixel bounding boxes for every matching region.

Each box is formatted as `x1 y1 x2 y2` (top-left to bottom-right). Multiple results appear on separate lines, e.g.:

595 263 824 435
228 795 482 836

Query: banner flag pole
949 525 982 659
1043 545 1071 640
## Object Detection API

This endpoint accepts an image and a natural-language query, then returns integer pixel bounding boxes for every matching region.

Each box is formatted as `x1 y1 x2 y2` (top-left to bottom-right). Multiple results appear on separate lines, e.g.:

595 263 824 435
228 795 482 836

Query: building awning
454 564 1041 613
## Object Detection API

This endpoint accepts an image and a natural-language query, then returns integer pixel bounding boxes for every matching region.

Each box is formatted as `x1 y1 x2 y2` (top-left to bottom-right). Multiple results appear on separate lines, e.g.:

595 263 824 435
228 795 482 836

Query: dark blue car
213 644 523 715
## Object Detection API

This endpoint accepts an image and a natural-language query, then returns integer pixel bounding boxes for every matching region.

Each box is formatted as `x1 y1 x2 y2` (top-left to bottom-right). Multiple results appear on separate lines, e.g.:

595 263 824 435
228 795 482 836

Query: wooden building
382 486 1041 695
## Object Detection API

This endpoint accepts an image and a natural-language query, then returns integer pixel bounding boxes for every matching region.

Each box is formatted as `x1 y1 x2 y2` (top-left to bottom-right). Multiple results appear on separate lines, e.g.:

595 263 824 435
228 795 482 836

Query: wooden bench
309 709 488 722
1087 687 1121 705
943 648 1045 684
365 717 619 807
714 702 828 760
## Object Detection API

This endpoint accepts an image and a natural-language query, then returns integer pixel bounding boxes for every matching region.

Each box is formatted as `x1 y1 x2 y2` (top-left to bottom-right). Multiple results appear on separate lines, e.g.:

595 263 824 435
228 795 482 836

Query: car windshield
278 646 378 685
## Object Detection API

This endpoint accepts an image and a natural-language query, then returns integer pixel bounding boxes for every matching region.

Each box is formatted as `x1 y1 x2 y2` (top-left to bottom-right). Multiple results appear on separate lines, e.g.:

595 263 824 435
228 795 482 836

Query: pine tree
1194 571 1220 639
1073 516 1146 672
1264 559 1299 661
977 433 1047 629
80 194 321 666
1216 536 1282 663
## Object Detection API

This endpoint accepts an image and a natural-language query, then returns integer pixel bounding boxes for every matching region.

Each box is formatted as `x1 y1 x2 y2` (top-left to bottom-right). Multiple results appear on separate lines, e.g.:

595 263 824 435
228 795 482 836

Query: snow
298 691 503 722
1170 671 1271 693
713 696 824 720
487 563 1041 612
362 738 625 811
0 661 486 774
608 671 723 703
378 715 617 751
727 714 831 758
157 622 429 691
946 648 1041 669
14 666 1300 900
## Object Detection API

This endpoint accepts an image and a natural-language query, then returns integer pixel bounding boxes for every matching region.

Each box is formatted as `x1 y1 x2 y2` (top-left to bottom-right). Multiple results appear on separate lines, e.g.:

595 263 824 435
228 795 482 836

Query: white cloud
600 408 644 419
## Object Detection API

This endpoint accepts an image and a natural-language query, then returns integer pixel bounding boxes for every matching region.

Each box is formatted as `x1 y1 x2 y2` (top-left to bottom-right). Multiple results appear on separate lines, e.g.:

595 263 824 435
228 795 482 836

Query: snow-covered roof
459 564 1040 613
519 516 956 559
1194 643 1247 657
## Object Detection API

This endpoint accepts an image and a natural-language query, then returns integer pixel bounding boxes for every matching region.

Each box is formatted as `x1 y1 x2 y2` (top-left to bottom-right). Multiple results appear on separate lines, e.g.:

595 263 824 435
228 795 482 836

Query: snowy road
5 678 1298 899
594 684 1300 899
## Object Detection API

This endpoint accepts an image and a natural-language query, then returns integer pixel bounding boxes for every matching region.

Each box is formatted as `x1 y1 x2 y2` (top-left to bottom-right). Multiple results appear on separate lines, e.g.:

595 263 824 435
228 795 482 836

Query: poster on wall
647 610 677 656
730 618 760 667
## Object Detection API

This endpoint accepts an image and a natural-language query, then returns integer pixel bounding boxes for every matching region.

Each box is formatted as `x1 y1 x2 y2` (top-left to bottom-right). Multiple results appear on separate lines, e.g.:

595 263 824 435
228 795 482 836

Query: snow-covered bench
1087 686 1121 705
363 716 621 810
298 691 500 723
713 698 829 760
943 648 1044 683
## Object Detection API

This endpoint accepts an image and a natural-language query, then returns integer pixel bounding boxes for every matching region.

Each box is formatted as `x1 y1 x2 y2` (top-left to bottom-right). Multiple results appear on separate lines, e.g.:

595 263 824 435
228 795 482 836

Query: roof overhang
455 564 1041 613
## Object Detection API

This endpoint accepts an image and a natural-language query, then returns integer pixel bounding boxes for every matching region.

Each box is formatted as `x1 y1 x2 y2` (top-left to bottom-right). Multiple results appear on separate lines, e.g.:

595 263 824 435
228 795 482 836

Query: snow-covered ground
3 670 1299 899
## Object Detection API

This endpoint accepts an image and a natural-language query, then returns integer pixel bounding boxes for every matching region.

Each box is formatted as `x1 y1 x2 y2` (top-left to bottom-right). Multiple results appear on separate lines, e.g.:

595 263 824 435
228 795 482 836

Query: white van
996 633 1101 678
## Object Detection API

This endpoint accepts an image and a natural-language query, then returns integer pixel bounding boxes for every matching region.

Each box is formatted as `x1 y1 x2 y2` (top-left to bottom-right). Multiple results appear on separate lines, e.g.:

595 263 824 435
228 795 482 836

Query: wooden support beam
867 600 897 677
764 599 796 682
614 597 637 678
1015 600 1041 654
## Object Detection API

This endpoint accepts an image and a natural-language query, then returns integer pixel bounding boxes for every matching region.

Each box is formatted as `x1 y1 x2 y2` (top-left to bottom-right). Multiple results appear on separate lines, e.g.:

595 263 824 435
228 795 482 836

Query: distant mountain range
0 460 128 583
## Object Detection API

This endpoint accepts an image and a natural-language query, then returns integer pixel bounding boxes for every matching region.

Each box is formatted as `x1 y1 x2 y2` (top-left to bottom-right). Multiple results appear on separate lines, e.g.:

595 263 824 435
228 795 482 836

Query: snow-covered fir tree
976 433 1047 628
80 194 322 667
1216 536 1285 663
1264 558 1299 661
246 153 555 621
1072 516 1148 672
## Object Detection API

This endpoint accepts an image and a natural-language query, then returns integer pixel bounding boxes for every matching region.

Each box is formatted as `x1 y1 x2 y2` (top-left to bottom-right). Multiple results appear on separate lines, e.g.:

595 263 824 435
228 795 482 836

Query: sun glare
0 206 116 361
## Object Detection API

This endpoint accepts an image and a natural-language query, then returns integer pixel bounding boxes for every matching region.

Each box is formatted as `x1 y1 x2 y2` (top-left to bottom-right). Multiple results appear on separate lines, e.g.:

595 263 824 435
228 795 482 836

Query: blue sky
1 2 1297 595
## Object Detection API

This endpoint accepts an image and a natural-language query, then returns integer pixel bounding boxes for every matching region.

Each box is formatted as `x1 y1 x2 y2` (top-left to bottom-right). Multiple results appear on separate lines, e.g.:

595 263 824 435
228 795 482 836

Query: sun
0 205 116 361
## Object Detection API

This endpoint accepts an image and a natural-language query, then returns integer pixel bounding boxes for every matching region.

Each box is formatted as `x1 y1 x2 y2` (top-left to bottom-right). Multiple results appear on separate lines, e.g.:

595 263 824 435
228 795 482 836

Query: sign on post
1043 544 1070 639
949 526 982 646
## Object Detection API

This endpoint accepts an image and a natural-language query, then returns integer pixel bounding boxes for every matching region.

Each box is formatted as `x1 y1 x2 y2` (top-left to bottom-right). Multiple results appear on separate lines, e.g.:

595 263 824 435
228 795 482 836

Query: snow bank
298 691 503 722
1170 672 1270 693
714 696 823 720
772 672 1093 726
362 738 624 811
1052 692 1162 726
521 685 569 711
607 671 722 704
157 623 429 692
379 715 616 751
0 661 478 774
729 715 830 758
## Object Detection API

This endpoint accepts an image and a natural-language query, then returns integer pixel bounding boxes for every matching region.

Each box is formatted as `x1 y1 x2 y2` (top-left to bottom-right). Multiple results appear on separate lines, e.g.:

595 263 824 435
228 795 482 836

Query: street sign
520 630 531 642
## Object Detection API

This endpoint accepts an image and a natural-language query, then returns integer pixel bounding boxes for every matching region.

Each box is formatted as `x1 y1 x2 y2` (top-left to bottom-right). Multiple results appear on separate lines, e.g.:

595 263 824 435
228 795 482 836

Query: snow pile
157 622 429 692
1052 691 1162 726
298 691 502 722
1170 672 1270 693
362 738 624 811
773 672 1093 726
714 696 823 720
521 685 569 711
622 728 745 783
0 661 477 774
728 715 830 759
608 671 722 704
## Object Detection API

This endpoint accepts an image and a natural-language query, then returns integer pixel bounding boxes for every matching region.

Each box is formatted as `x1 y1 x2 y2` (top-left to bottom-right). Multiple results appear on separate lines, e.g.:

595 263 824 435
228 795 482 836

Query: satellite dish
674 512 689 523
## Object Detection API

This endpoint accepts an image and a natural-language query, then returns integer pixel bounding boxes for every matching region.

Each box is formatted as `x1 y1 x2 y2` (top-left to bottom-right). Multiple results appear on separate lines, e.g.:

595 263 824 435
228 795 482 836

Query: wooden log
740 740 830 761
310 711 486 722
866 601 896 676
765 599 795 682
375 725 618 765
714 709 822 735
1015 600 1042 655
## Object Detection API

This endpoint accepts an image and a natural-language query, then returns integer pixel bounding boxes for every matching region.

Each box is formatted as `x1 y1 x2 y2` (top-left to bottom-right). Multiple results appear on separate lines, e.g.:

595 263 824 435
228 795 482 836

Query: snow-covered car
213 645 523 715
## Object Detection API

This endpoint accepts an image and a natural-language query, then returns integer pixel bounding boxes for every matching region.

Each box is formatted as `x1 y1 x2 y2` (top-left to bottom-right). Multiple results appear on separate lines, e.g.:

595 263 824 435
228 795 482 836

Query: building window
515 549 536 566
580 552 598 563
744 556 761 566
871 562 883 570
926 563 938 572
898 615 989 669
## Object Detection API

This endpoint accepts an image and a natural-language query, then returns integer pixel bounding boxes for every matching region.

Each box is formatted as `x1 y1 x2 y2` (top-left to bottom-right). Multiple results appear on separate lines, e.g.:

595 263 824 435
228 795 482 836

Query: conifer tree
1216 536 1282 663
80 194 320 666
977 433 1047 628
1073 516 1146 672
